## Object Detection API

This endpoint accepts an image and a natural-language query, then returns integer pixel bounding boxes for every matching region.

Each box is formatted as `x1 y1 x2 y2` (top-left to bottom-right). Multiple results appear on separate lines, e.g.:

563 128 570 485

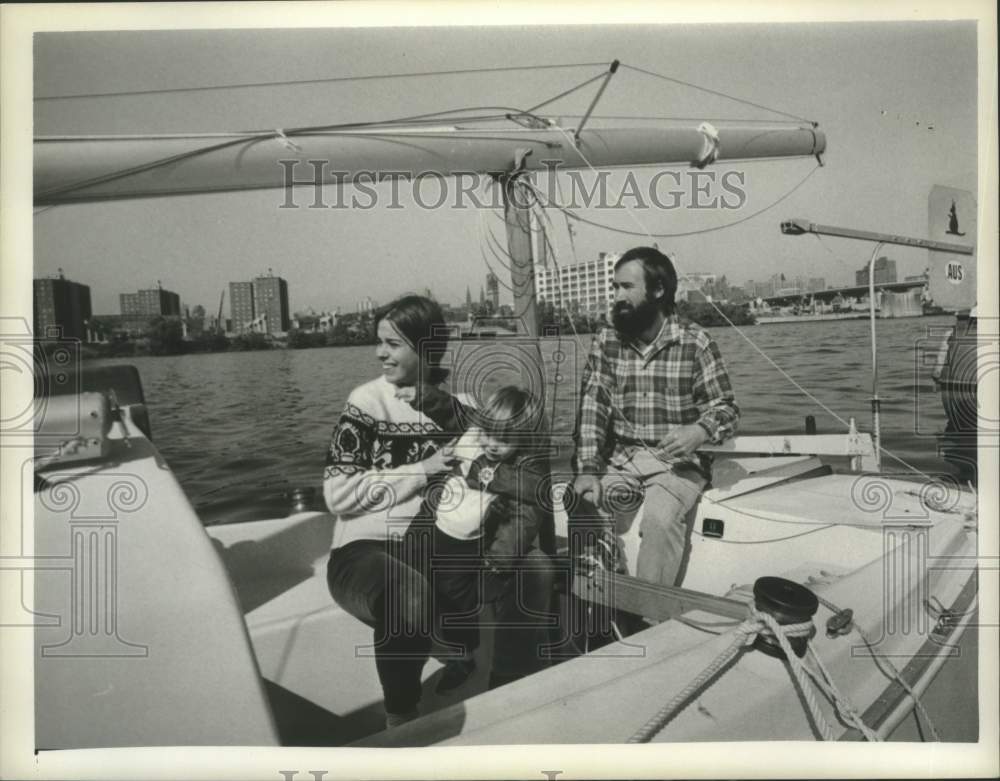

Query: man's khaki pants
573 448 707 587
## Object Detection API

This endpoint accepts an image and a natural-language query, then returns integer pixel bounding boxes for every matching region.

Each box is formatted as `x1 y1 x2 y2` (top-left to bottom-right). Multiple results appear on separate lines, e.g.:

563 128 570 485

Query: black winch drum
752 576 819 659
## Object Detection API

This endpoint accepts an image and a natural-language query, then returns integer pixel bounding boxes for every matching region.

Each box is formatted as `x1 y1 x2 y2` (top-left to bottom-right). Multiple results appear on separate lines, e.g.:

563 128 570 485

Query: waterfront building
120 284 181 318
253 273 291 336
229 281 255 334
677 271 717 302
485 272 500 311
855 256 897 286
33 271 92 340
228 274 291 336
535 251 619 318
745 275 781 298
356 296 377 315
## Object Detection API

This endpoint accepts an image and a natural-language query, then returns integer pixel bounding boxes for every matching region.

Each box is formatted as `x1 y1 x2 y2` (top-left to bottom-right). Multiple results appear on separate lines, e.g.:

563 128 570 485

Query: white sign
945 261 966 284
928 186 976 310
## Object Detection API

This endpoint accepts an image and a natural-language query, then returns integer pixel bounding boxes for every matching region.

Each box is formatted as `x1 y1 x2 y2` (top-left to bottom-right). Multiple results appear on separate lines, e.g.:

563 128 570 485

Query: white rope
815 593 940 741
804 646 881 741
626 609 838 743
751 610 840 742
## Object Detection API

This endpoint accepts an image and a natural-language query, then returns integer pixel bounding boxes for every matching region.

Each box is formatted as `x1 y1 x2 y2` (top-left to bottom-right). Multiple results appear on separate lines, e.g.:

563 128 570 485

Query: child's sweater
408 384 552 559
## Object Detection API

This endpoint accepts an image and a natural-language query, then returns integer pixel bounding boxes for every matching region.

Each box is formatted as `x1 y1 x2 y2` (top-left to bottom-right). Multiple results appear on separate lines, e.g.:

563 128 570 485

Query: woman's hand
421 448 457 476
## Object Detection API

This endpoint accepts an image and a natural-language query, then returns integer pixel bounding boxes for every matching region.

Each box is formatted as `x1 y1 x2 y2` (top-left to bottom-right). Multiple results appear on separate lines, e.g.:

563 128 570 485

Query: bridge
761 279 925 307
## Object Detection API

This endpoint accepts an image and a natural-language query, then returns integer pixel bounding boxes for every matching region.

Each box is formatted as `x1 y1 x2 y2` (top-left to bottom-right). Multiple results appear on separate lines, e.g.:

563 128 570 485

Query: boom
35 124 825 205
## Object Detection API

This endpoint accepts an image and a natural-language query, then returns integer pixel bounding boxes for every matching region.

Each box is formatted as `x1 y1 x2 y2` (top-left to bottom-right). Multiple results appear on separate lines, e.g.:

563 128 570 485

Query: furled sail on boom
34 123 825 204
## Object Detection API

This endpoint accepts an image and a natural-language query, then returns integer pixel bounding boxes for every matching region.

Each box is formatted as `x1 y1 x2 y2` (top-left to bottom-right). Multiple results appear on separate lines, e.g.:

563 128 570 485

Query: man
571 246 739 588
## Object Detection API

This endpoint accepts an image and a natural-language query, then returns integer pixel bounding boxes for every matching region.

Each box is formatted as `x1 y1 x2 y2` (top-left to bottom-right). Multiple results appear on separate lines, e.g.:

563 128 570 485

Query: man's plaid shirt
573 315 739 474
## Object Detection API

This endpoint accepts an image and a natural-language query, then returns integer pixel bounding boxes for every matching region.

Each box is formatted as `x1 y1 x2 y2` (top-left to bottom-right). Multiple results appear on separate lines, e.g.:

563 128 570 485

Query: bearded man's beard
612 296 661 337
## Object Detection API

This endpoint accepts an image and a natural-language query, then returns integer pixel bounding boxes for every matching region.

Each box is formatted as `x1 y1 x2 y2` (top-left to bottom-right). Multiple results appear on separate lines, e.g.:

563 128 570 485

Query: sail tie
694 122 721 168
273 128 302 153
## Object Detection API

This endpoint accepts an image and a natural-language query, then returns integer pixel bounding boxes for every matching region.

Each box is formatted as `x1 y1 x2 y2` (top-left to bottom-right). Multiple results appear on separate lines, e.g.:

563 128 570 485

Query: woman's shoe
435 658 477 693
487 671 522 690
385 707 420 729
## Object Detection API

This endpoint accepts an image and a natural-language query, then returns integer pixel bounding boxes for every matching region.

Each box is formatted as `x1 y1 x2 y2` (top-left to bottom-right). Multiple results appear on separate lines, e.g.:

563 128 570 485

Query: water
90 316 960 520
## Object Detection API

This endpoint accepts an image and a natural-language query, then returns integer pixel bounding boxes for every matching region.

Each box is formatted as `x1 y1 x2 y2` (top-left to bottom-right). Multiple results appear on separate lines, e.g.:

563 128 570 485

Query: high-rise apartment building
34 272 92 340
252 274 290 335
229 274 290 335
120 285 181 317
229 281 255 334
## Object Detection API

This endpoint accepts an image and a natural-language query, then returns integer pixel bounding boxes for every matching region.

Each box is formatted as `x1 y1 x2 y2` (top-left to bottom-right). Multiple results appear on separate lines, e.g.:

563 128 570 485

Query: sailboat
30 62 979 749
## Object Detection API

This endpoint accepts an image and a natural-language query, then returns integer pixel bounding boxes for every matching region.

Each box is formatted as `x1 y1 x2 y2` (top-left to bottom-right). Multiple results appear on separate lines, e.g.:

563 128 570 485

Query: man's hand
657 423 709 458
395 386 417 404
573 473 604 508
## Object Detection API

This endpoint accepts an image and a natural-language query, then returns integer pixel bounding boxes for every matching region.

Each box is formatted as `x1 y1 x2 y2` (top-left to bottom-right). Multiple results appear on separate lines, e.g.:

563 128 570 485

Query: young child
398 383 551 692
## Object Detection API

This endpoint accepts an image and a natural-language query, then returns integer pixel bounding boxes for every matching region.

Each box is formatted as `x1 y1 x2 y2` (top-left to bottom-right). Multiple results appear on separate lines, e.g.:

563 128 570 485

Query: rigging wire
35 61 611 102
522 73 609 116
34 103 556 202
537 162 822 239
552 114 815 125
619 62 815 125
535 123 939 482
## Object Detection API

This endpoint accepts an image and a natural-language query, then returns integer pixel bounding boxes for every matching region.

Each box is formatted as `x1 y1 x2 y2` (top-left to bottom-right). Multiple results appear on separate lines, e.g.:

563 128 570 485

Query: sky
28 14 983 317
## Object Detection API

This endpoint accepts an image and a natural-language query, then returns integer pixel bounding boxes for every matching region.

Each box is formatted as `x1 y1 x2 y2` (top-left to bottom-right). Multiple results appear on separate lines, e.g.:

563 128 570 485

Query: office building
34 272 92 340
856 257 898 286
535 251 620 318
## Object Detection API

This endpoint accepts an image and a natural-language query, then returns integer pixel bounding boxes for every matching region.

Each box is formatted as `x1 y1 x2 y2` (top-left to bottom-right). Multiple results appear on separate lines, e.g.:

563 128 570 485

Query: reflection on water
91 316 961 522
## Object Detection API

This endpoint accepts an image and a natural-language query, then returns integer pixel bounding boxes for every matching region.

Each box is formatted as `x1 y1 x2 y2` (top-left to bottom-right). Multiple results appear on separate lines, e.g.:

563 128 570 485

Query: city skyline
34 249 866 323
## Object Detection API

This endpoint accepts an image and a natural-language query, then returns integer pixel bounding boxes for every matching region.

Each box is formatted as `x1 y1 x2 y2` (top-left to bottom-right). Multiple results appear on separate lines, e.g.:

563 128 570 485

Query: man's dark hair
375 294 449 383
615 246 678 315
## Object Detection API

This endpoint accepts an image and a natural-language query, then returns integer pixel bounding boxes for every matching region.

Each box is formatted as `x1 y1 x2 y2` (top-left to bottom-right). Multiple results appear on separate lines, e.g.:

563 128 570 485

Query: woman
323 295 455 727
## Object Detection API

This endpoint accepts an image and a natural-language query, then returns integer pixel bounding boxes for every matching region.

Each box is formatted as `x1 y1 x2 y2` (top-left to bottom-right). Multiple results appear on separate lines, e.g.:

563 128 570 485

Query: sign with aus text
927 185 976 312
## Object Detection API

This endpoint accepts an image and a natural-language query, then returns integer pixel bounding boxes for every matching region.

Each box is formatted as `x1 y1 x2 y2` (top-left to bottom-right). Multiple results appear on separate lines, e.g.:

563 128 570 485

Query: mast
501 173 540 337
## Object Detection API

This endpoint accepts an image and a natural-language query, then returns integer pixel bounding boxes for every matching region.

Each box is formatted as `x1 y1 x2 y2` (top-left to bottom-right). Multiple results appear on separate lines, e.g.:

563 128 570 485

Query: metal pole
780 219 973 256
574 60 619 145
867 243 884 471
781 217 976 473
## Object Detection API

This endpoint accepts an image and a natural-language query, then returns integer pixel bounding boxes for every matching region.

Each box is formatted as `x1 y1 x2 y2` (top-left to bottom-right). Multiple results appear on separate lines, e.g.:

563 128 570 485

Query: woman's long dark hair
375 295 450 384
